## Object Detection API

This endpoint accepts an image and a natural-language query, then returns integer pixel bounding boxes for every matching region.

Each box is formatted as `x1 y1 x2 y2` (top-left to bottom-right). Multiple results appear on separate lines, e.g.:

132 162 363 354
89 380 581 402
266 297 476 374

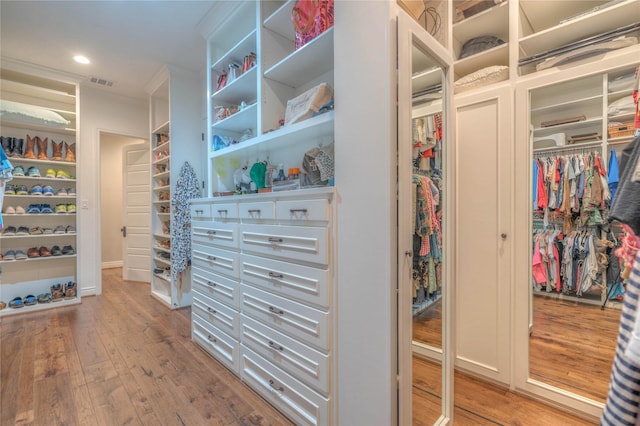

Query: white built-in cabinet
146 65 201 309
0 66 80 316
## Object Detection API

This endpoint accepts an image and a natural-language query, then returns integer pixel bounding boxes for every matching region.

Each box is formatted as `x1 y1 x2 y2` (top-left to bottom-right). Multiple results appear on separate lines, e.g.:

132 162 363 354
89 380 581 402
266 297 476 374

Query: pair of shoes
24 135 48 160
52 225 76 235
29 185 42 195
2 136 25 158
37 293 52 303
16 226 30 235
64 282 77 299
16 185 29 195
56 169 72 179
24 295 37 306
62 245 75 255
29 227 43 235
27 204 54 214
55 188 76 196
9 297 23 308
27 247 52 257
55 204 76 213
2 226 16 236
26 166 41 177
4 184 15 195
51 283 64 302
3 206 25 214
2 250 27 260
12 165 25 176
51 245 62 256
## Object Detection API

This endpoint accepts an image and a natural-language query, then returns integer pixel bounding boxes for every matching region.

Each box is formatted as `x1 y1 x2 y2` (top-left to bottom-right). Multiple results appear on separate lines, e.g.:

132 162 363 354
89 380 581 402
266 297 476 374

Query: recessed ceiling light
73 55 90 64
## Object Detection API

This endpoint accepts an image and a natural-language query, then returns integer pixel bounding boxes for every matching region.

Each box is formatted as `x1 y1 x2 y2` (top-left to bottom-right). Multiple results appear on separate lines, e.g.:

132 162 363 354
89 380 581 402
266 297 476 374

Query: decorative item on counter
301 143 334 187
242 52 257 73
228 63 240 83
233 166 252 194
216 69 228 91
292 0 334 50
212 134 235 151
250 161 267 189
284 82 333 125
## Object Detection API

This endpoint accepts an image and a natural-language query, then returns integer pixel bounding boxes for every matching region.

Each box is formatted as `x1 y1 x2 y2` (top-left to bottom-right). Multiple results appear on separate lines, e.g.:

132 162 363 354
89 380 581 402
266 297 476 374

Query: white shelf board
210 110 334 159
154 233 170 239
151 288 172 307
263 0 296 40
152 121 170 135
0 77 75 104
412 68 442 94
152 156 170 166
6 158 76 168
533 117 603 135
3 213 76 217
530 95 603 114
211 29 257 72
519 0 640 56
533 140 603 154
454 43 509 78
212 103 258 133
153 185 171 192
1 233 75 239
211 66 257 105
153 171 170 179
154 246 171 254
152 201 170 205
263 28 334 88
0 297 80 317
4 195 77 200
0 119 76 136
453 1 510 43
1 254 77 263
152 141 170 153
11 175 77 183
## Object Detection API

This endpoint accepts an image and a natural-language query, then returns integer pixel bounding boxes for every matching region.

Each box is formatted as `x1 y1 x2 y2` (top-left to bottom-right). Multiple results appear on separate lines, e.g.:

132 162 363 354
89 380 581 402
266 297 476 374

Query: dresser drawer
276 199 330 222
240 224 329 266
239 201 275 221
192 316 239 374
192 221 239 250
240 346 329 426
191 202 212 219
241 285 330 351
211 203 238 220
192 267 240 309
241 315 330 395
241 254 331 309
192 245 240 279
193 293 240 339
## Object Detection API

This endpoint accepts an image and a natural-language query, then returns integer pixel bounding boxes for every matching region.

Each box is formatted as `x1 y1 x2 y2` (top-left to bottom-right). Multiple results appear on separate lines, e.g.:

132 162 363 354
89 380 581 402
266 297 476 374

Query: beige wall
99 134 146 268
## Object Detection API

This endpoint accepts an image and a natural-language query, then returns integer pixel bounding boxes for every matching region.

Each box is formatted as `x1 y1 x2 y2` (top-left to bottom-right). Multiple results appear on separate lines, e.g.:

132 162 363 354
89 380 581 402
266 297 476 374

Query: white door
122 143 151 282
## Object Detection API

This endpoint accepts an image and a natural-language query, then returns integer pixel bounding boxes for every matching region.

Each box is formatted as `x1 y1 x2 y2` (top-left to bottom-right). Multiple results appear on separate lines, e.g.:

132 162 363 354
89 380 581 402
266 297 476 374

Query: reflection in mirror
528 73 624 402
409 42 445 426
398 1 448 49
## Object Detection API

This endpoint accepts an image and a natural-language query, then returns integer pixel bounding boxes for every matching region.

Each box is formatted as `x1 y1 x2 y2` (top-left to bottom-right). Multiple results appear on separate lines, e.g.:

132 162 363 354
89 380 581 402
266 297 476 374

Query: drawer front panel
191 203 212 219
192 267 240 309
192 295 240 339
192 221 239 250
192 245 240 279
240 346 329 426
241 315 330 395
240 224 328 265
211 203 238 220
241 254 330 309
241 285 329 351
239 202 275 221
192 317 239 374
276 199 330 222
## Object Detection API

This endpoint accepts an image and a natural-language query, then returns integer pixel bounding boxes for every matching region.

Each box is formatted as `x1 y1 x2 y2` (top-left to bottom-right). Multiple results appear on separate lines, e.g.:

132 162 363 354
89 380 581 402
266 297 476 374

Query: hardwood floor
0 268 293 426
1 269 611 425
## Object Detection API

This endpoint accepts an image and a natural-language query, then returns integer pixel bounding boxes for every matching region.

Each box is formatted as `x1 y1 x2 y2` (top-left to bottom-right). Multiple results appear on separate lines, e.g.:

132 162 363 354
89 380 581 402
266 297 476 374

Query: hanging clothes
0 146 13 231
171 162 200 300
609 149 621 204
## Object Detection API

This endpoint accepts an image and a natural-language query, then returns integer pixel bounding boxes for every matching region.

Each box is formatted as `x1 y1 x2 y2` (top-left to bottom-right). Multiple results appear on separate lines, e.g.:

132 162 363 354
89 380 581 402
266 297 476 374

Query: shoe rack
146 64 202 309
0 67 80 317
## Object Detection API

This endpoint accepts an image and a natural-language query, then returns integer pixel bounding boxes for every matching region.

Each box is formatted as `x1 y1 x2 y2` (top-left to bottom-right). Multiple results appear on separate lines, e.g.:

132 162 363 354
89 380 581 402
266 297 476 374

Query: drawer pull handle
207 307 217 315
268 379 284 392
268 341 284 352
217 209 228 214
268 272 284 279
207 256 217 261
207 230 216 235
289 208 308 214
268 237 283 243
195 209 203 214
207 334 217 343
248 209 261 214
206 281 217 287
268 306 284 316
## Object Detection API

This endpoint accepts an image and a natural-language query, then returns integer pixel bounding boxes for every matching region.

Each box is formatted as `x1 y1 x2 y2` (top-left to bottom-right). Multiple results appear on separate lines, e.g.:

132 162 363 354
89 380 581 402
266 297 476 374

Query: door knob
501 233 507 240
121 226 127 237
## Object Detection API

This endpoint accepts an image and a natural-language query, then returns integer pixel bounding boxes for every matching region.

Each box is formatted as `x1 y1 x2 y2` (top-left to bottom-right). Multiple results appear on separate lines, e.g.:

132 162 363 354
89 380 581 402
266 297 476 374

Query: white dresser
190 188 335 425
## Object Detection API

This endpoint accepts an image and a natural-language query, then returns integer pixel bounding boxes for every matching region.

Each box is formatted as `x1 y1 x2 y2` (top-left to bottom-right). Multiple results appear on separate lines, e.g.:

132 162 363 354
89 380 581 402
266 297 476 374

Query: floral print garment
171 162 200 291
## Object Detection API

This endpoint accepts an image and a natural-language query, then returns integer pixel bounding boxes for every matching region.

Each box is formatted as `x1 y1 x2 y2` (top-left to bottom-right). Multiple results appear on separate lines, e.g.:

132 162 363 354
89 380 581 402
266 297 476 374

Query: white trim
102 260 123 269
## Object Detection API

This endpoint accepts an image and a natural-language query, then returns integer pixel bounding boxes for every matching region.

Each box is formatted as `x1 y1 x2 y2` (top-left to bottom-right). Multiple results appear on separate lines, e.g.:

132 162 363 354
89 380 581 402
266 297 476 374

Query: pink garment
532 239 548 285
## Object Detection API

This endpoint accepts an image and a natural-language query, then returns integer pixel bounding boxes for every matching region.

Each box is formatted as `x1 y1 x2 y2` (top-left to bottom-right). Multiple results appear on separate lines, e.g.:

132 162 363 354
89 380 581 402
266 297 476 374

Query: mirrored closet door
514 53 640 419
397 8 454 425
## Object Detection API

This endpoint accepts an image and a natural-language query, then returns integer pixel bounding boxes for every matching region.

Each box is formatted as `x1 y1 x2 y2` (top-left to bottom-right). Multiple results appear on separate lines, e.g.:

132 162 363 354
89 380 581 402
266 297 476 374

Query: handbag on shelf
292 0 334 50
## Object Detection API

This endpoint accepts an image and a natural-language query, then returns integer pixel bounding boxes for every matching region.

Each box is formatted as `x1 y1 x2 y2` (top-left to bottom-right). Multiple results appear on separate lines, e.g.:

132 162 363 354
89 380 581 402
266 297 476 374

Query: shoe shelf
5 195 76 200
1 234 75 239
154 246 170 254
8 157 76 167
154 256 171 266
0 297 79 317
2 213 75 216
153 140 170 153
153 185 171 192
152 156 170 166
1 254 77 263
10 176 77 183
153 170 170 180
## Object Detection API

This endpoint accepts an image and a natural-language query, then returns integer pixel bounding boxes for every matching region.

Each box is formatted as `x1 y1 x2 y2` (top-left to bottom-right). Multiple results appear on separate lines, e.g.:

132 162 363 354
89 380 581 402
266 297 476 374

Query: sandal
0 301 6 310
23 295 37 306
9 297 23 309
64 282 77 300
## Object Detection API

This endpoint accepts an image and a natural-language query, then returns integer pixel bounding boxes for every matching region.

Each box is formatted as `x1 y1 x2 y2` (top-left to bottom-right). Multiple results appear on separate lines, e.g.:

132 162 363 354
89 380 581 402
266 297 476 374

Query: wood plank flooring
0 268 293 426
1 269 610 425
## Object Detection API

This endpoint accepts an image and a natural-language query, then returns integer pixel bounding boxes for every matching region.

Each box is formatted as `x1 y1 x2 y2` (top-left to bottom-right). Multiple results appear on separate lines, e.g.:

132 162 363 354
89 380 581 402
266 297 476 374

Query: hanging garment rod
533 141 602 157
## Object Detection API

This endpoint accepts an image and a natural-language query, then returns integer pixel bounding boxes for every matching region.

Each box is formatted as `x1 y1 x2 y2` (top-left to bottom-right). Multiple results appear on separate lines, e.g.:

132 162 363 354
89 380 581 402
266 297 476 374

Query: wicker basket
608 122 635 139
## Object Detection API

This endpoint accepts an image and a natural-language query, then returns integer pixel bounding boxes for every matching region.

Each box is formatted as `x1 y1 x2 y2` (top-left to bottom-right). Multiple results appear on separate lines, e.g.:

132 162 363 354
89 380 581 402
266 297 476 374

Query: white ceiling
0 1 215 100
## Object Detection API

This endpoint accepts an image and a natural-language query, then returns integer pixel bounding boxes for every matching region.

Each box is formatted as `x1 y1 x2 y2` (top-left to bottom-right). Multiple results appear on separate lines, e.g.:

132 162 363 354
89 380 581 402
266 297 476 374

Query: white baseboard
102 261 123 269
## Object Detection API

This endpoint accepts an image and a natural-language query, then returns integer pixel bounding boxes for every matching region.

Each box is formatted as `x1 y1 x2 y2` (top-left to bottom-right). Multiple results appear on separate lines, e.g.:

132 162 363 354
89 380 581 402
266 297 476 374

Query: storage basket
608 122 636 139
